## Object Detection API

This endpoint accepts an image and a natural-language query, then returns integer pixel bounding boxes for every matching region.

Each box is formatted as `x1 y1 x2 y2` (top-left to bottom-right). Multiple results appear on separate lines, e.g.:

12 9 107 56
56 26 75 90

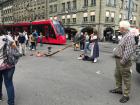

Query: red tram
1 19 66 44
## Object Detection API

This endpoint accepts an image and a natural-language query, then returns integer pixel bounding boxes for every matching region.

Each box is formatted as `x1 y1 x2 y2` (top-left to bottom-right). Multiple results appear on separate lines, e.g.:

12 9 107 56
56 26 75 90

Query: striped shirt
113 31 136 64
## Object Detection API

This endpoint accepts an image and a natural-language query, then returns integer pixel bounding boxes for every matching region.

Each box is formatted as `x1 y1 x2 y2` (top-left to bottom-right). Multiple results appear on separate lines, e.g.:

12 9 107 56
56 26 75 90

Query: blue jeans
84 42 90 54
0 67 15 105
30 42 36 50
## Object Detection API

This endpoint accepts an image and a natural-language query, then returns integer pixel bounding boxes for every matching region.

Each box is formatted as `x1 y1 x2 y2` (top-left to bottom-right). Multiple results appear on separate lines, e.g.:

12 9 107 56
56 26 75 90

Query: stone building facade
0 0 48 24
13 0 48 23
49 0 140 38
0 0 13 24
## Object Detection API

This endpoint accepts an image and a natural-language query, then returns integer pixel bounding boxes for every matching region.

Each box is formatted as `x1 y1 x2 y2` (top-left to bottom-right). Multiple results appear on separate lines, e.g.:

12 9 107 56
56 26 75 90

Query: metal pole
128 0 132 20
98 0 102 39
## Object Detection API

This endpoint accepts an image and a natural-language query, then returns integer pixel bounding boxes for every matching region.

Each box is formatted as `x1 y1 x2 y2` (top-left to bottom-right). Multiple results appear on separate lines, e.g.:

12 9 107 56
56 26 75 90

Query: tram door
45 24 57 43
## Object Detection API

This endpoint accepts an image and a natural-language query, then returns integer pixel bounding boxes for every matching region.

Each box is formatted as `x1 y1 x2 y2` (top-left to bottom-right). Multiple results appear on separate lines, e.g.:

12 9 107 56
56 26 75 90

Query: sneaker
109 88 123 94
119 96 129 103
77 57 82 60
93 58 97 63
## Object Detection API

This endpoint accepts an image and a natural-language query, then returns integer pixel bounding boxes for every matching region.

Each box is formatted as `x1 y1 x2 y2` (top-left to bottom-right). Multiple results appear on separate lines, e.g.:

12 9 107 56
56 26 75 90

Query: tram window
47 25 56 39
53 20 65 36
32 25 44 35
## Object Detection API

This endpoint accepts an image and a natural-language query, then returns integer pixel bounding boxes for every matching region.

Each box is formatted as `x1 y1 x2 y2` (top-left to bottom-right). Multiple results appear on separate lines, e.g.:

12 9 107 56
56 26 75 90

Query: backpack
3 42 21 65
0 36 21 70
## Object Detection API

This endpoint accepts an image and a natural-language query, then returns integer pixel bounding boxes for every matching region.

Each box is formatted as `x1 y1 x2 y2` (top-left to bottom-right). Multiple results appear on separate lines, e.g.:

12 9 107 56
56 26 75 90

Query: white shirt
23 32 28 40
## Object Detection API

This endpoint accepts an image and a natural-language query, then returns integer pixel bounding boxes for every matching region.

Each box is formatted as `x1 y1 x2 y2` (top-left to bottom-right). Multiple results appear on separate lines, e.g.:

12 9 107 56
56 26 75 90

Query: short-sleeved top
0 35 14 65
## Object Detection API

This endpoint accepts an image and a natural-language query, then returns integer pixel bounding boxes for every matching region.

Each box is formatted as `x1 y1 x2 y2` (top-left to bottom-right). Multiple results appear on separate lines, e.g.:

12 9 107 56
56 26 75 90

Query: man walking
18 32 26 56
110 20 136 103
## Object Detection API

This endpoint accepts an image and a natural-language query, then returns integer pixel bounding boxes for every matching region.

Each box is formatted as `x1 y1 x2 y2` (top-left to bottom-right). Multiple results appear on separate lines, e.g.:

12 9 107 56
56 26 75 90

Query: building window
90 15 95 22
62 16 65 24
84 0 88 7
73 18 76 23
42 16 45 19
119 14 122 22
73 0 77 9
54 4 57 12
83 13 88 22
133 16 136 25
67 19 70 23
120 0 123 9
62 3 65 12
106 0 116 7
67 15 71 23
105 11 110 22
133 4 138 12
83 17 88 22
91 0 96 6
67 2 71 10
111 12 115 22
62 19 65 24
124 0 128 9
49 5 53 13
72 14 76 23
90 12 95 22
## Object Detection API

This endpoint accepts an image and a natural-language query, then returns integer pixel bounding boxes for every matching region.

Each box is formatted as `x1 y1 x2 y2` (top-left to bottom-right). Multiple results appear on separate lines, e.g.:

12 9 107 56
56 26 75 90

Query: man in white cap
110 20 136 103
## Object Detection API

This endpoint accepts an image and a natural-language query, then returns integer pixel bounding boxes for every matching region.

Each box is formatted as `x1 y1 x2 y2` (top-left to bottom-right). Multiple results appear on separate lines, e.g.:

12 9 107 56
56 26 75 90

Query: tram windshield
53 20 65 36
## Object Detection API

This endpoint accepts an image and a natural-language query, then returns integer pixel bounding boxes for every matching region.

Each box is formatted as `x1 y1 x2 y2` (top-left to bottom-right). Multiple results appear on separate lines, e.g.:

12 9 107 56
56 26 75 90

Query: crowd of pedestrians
7 30 44 56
